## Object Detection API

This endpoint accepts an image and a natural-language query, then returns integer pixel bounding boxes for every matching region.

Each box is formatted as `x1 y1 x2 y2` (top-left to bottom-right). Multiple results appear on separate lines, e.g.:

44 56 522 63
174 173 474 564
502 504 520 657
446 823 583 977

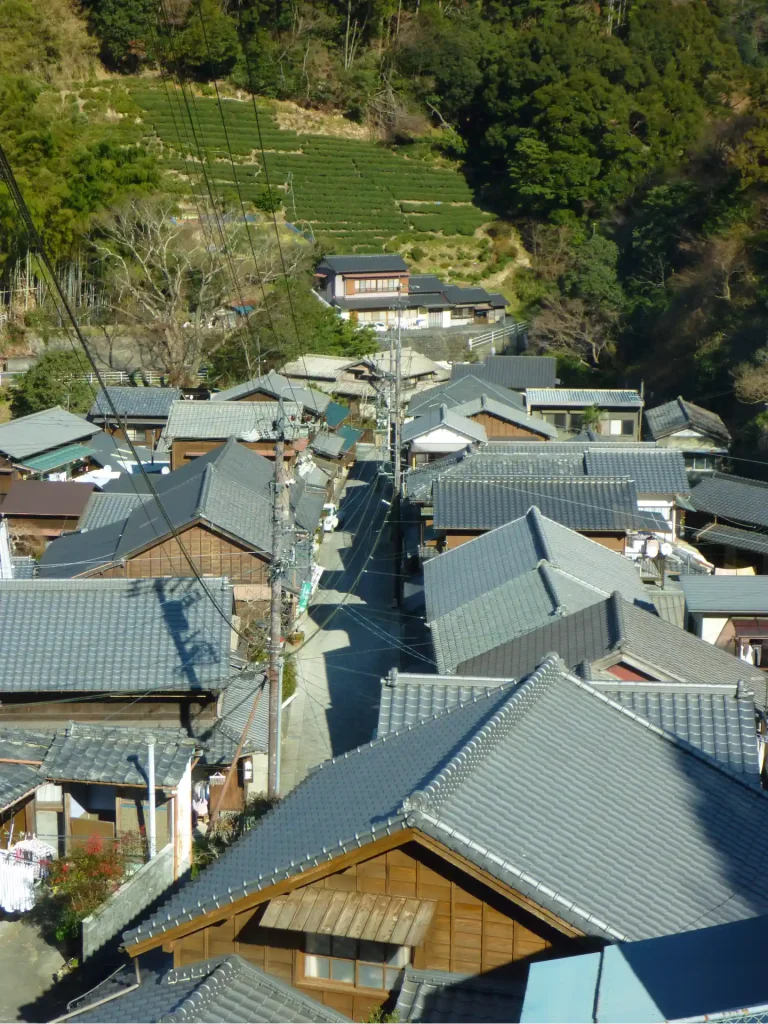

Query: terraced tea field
129 85 492 252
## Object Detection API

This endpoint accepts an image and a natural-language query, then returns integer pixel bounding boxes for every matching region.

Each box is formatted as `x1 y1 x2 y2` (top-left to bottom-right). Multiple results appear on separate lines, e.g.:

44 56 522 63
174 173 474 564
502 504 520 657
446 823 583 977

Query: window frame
301 936 410 994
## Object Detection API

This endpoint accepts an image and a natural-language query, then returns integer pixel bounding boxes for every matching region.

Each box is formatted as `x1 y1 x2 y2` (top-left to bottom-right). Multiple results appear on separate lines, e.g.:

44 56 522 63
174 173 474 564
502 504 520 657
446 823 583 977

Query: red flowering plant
36 831 145 945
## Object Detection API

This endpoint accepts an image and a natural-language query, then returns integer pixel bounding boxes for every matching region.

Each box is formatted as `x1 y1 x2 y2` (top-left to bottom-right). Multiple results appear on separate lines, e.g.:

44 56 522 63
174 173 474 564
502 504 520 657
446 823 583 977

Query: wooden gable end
468 411 547 440
85 521 269 584
158 834 582 1021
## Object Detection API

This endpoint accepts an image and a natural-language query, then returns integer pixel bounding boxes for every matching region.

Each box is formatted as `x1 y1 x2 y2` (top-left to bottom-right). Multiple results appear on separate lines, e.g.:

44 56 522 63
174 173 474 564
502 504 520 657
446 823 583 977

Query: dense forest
2 0 768 439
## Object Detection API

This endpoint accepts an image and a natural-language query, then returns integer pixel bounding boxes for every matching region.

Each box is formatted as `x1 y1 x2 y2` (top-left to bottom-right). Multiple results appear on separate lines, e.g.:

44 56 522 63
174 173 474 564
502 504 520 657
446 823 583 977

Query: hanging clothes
0 838 55 913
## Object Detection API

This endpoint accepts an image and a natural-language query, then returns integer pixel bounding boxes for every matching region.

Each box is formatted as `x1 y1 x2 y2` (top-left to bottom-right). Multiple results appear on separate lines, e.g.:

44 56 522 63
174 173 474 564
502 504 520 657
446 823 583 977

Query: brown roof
1 481 95 518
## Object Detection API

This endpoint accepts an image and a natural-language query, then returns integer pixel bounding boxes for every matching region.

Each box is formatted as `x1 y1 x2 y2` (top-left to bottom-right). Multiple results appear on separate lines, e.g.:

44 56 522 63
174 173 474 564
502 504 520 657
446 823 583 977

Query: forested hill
2 0 768 442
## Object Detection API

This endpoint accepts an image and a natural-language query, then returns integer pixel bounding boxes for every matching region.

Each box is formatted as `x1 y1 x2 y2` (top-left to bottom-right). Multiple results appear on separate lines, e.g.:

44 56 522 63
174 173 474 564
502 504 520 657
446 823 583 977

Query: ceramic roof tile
452 396 557 437
79 491 150 531
645 397 731 444
126 656 768 948
0 406 101 460
689 473 768 529
280 355 358 379
163 401 303 441
211 371 329 414
424 507 648 623
408 375 526 415
89 387 182 420
194 672 269 764
680 576 768 614
0 577 233 692
71 954 350 1023
402 405 487 444
584 448 690 494
42 724 194 787
696 524 768 557
395 966 525 1023
319 254 407 273
526 388 643 408
432 476 655 532
452 356 557 389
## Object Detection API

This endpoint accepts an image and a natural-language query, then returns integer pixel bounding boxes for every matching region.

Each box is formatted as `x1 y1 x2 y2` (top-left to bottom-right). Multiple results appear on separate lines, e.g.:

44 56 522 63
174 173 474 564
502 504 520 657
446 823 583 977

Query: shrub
282 656 297 701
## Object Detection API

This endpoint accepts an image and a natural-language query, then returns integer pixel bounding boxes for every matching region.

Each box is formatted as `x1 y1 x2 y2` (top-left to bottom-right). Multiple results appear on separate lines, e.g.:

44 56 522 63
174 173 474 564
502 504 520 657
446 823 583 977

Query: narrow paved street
280 453 403 792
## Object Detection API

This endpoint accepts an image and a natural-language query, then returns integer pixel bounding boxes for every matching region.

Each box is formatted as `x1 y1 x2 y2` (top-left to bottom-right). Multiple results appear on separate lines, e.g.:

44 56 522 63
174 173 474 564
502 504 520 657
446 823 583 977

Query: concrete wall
81 843 174 960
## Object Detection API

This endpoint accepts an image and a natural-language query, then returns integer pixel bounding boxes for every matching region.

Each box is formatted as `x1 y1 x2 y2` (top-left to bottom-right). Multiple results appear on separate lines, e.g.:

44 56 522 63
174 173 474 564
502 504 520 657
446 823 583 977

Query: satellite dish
645 538 660 559
660 541 673 557
161 466 171 475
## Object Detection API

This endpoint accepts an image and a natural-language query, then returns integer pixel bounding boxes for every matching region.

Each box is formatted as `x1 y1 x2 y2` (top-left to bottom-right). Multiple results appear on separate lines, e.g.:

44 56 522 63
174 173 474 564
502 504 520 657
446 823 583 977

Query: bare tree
530 295 618 366
92 198 306 384
734 352 768 404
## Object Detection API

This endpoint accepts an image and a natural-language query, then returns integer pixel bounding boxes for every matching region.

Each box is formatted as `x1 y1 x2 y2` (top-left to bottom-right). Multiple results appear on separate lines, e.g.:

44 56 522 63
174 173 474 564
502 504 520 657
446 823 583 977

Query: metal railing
0 368 207 387
467 320 529 352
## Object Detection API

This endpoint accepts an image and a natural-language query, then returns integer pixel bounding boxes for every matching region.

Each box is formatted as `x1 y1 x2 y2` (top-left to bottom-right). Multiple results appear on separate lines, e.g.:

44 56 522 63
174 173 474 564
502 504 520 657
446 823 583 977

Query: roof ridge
401 654 564 817
527 506 553 562
608 591 626 650
194 463 216 517
537 561 567 614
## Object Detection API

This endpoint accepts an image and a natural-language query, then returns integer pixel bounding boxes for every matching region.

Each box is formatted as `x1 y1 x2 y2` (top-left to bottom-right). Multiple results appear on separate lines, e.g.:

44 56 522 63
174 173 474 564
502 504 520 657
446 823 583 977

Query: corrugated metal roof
0 407 101 460
681 576 768 614
452 356 557 389
310 430 345 458
125 655 768 949
89 387 181 420
689 473 768 529
22 442 97 473
0 577 233 692
645 397 731 445
323 401 349 429
526 388 644 408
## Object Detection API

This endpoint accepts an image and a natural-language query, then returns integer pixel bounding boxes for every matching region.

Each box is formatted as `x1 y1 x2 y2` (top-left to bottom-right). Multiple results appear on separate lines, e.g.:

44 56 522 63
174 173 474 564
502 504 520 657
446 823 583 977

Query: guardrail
467 320 529 352
0 369 207 387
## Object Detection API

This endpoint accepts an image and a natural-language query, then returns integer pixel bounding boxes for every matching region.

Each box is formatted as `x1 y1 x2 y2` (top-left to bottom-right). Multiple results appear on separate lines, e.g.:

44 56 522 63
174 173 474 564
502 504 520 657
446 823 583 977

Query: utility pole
268 395 291 798
394 286 403 495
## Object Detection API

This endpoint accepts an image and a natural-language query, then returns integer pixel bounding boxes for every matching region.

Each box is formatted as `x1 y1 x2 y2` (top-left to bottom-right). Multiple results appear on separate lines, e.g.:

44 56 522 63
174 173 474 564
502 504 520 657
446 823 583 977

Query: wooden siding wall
469 413 546 440
86 522 270 584
444 528 626 552
0 695 217 730
4 514 81 538
171 841 562 1021
171 439 294 470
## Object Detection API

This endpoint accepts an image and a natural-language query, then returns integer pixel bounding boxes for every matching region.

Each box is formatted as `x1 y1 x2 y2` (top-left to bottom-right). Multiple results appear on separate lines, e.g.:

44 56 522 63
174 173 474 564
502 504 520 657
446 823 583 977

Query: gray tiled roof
319 254 407 273
163 400 303 442
526 388 643 408
79 491 150 531
689 473 768 529
395 966 525 1023
645 397 731 445
680 576 768 614
211 371 329 414
408 375 526 415
402 405 487 444
310 430 345 458
42 724 195 787
584 448 690 494
126 655 768 948
696 523 768 557
0 406 101 460
0 730 50 811
432 477 656 532
71 954 349 1023
89 387 182 420
10 556 36 580
280 355 358 380
40 441 301 577
376 669 510 738
425 507 648 622
646 587 687 627
0 578 233 693
452 355 557 390
457 592 765 693
195 673 269 764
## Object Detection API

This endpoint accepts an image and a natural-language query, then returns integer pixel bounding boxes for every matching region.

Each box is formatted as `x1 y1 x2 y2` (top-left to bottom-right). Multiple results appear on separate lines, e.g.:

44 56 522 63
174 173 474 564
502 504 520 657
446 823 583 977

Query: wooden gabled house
72 654 768 1022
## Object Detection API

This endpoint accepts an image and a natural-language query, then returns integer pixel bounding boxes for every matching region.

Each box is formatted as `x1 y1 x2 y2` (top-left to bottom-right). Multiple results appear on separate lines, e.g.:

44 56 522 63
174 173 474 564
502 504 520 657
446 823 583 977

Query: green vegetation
11 350 96 417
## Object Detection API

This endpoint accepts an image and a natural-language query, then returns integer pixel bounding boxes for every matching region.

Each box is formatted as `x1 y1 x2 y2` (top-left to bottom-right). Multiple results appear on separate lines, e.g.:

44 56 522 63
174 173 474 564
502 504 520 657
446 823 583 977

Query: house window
621 419 634 435
303 935 410 990
354 278 399 293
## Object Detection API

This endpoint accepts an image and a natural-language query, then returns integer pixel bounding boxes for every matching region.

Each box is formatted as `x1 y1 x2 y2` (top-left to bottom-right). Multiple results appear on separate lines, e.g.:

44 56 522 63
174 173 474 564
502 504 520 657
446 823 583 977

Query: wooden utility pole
268 404 291 797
